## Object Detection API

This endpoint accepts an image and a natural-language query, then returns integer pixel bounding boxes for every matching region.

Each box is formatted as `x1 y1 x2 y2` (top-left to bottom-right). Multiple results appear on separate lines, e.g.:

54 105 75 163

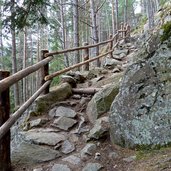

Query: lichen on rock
109 41 171 149
86 80 120 123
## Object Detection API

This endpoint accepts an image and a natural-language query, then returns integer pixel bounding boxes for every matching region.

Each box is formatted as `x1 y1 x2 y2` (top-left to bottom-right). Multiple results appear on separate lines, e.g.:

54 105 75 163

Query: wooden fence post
83 42 89 71
0 71 11 171
115 32 118 44
41 50 50 95
126 25 131 43
123 23 127 43
120 23 124 38
109 34 113 58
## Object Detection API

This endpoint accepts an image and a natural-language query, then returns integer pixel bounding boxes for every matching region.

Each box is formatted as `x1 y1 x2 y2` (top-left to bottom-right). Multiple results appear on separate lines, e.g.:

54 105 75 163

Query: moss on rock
160 21 171 42
34 83 72 114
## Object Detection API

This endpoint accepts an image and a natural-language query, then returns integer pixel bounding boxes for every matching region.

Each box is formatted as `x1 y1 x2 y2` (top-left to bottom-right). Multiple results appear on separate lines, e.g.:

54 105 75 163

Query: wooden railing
0 24 130 171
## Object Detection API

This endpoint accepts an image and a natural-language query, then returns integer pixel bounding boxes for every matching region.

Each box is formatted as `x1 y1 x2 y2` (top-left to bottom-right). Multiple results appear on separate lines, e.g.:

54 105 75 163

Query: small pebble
95 152 101 160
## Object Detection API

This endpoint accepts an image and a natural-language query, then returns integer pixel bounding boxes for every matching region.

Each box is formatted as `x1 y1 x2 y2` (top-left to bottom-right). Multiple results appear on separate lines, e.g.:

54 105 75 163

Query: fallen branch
72 88 101 94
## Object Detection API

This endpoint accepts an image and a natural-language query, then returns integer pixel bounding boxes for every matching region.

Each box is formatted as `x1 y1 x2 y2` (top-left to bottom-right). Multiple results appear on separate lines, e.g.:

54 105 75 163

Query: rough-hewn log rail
0 56 53 93
0 80 51 140
45 49 116 81
45 33 118 57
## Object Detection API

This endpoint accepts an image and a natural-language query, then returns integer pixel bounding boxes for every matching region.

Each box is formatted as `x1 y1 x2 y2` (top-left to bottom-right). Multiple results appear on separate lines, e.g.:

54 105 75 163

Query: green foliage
51 76 60 87
118 0 137 22
49 55 64 87
135 142 171 160
3 0 50 31
160 0 170 6
160 21 171 42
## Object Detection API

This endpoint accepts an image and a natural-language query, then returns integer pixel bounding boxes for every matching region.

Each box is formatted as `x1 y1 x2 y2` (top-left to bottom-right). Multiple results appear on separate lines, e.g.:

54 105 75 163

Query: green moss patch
160 21 171 42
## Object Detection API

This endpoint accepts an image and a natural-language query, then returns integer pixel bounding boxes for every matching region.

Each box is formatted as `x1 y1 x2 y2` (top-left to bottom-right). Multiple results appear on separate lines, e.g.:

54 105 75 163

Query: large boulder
34 83 72 114
109 42 171 148
86 81 120 123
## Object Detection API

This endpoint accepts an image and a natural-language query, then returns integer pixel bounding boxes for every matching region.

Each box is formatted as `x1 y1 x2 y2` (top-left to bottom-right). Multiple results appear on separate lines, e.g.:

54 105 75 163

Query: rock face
109 42 171 148
86 82 119 123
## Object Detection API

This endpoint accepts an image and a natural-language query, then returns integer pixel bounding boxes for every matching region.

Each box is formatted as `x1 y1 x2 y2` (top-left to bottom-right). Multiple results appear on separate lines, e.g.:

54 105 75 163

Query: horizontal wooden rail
45 33 118 57
45 42 119 81
0 80 51 140
0 56 53 93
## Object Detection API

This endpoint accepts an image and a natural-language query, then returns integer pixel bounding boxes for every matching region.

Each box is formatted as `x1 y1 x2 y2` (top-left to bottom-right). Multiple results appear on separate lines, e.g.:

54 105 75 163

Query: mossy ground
133 147 171 171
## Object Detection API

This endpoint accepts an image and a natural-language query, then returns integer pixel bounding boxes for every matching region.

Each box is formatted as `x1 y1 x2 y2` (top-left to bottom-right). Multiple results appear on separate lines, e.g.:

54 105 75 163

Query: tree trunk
124 0 128 24
115 0 119 31
131 2 136 27
23 27 27 102
154 0 160 11
73 0 80 70
0 71 11 171
146 0 154 29
29 29 34 96
0 3 4 70
141 0 147 14
11 0 20 108
36 27 40 90
60 0 69 67
90 0 100 67
112 0 116 34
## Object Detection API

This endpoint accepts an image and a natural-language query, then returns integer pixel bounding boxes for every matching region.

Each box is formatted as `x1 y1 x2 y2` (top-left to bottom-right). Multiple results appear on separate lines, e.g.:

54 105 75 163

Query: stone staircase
11 42 137 171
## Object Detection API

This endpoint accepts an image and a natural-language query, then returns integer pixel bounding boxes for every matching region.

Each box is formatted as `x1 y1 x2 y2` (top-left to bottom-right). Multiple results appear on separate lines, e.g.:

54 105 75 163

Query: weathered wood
83 42 89 71
45 49 113 81
109 34 113 58
120 23 124 38
41 50 50 94
45 33 118 57
0 71 11 171
45 41 120 81
72 88 101 94
123 24 127 43
126 24 131 42
0 80 51 140
0 56 53 93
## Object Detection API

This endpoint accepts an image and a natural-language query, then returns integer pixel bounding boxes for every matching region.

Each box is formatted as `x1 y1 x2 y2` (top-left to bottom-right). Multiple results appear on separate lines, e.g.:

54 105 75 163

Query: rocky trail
11 42 138 171
11 33 171 171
